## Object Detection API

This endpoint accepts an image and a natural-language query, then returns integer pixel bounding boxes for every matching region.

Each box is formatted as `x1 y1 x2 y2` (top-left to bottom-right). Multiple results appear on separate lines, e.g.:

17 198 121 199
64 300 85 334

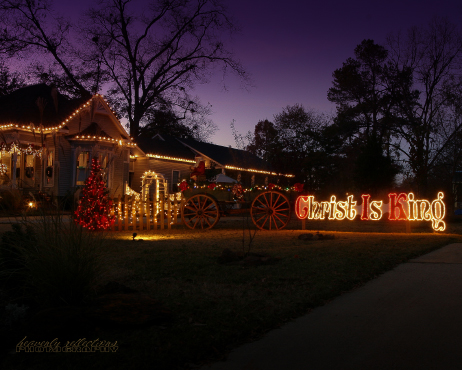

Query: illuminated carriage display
180 183 299 231
174 159 446 232
181 187 447 231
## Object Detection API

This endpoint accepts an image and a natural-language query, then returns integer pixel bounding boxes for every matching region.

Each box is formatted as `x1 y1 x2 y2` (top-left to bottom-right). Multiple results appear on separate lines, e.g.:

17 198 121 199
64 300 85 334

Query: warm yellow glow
125 183 141 201
296 192 446 232
0 94 128 137
74 134 136 147
403 192 445 231
224 165 294 177
0 143 42 157
431 192 446 231
146 153 196 164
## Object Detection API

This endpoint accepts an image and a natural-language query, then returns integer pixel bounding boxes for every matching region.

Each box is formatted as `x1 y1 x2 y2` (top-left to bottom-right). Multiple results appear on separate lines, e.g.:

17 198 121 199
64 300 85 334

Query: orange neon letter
346 195 357 220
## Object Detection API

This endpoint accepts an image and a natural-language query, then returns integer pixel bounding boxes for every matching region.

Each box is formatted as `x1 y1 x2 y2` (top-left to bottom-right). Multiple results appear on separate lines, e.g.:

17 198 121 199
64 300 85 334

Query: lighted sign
295 192 446 231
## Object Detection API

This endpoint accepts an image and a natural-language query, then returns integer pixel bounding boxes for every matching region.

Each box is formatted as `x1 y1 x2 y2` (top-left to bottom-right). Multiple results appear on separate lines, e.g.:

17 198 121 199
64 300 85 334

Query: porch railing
109 193 184 231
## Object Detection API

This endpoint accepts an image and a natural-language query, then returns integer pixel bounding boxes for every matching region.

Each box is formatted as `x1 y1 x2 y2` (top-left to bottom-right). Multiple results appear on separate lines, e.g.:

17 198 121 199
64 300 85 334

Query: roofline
145 153 195 164
93 95 131 140
176 138 294 177
176 138 226 168
0 94 130 140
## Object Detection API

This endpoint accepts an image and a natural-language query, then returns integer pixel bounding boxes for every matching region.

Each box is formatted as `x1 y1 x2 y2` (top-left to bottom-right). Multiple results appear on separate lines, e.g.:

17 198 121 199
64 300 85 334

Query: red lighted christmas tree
74 158 114 230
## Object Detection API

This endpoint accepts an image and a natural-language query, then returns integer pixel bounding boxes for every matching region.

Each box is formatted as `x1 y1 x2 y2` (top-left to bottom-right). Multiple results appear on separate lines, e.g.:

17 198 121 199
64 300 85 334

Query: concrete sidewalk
201 243 462 370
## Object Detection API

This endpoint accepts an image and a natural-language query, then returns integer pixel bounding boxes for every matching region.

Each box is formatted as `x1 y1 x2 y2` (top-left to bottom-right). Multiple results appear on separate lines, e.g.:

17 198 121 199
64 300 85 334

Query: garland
179 181 304 193
0 163 7 175
0 143 43 157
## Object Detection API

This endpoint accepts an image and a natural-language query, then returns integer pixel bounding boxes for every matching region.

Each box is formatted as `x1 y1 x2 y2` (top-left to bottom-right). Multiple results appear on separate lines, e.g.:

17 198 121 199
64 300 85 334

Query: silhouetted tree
0 0 246 139
246 120 279 164
246 105 331 191
139 108 194 140
386 17 462 194
0 0 93 98
140 100 216 142
353 134 400 195
328 18 462 195
0 62 25 96
328 39 393 143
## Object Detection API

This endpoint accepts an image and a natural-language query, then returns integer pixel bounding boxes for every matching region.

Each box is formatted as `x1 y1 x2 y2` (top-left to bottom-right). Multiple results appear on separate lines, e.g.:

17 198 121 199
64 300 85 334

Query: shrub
0 188 24 213
2 303 28 326
0 223 37 300
0 210 107 307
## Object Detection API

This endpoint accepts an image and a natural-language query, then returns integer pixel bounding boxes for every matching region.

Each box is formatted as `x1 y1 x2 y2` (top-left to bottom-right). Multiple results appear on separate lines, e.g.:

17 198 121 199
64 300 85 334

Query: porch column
11 152 17 189
40 147 45 191
70 146 76 187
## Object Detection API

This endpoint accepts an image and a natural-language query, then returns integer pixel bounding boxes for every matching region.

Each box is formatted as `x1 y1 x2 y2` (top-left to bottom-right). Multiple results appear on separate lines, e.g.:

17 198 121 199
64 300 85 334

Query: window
172 170 180 192
76 151 89 185
99 153 108 169
24 154 35 182
98 152 110 187
0 152 10 180
45 150 54 186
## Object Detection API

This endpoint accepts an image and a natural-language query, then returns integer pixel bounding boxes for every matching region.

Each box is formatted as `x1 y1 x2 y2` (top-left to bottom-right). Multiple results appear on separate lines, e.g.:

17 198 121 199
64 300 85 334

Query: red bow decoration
294 183 304 192
232 184 244 200
268 183 276 190
179 180 189 191
208 183 216 190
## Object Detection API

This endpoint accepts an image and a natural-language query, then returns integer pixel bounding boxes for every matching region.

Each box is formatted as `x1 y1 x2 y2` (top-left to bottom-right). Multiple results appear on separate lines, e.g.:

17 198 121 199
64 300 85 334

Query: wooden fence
109 193 184 231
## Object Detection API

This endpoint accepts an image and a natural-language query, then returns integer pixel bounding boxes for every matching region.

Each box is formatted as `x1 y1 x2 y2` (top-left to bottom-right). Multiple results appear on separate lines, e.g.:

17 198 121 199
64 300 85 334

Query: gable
0 85 142 158
63 95 130 141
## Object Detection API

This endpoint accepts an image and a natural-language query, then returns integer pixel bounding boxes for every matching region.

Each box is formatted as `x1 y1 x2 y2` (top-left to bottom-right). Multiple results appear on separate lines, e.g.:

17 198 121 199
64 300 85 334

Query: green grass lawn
3 216 462 370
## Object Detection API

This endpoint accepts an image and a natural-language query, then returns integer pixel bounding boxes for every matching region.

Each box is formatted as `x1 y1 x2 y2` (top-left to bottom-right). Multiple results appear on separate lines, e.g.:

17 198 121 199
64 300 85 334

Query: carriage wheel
181 194 220 230
251 191 291 230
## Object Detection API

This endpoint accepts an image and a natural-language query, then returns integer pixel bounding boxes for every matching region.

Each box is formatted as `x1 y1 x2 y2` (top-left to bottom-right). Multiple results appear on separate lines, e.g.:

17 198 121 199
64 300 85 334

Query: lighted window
76 151 90 185
24 154 35 183
26 154 34 168
45 150 54 186
0 152 10 181
47 151 53 167
77 152 89 169
99 153 108 169
98 153 110 187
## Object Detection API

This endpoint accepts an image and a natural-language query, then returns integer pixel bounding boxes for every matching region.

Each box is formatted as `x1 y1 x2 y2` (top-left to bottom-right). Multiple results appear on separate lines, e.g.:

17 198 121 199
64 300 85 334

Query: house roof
0 84 88 127
138 133 276 173
136 133 196 161
177 137 273 172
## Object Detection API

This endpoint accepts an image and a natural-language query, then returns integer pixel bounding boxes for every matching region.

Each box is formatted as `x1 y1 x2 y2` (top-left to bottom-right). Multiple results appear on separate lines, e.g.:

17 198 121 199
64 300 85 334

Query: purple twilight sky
56 0 462 147
192 0 462 147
